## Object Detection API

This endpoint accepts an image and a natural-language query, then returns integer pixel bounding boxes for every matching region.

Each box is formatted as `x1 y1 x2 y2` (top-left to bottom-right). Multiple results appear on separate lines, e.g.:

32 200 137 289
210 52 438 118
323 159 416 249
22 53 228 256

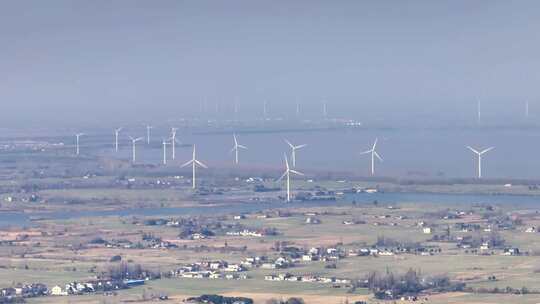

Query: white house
50 286 67 296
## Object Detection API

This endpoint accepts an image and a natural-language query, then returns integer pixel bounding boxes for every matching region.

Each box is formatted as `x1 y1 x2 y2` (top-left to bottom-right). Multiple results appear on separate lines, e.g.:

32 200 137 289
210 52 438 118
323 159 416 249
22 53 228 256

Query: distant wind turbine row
197 99 532 123
72 127 497 200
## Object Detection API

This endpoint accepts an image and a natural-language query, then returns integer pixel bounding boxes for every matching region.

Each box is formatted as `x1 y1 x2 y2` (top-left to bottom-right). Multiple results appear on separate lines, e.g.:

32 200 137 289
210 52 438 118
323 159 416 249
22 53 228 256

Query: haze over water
2 1 540 179
1 1 540 127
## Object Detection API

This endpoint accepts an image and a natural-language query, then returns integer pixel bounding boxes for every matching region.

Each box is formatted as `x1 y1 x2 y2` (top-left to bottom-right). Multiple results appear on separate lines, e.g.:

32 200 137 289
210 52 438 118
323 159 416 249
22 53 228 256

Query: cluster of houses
50 279 142 296
226 229 265 237
525 226 538 233
300 247 345 262
171 260 249 281
0 283 47 299
0 279 144 302
171 255 297 282
264 273 351 286
91 237 177 250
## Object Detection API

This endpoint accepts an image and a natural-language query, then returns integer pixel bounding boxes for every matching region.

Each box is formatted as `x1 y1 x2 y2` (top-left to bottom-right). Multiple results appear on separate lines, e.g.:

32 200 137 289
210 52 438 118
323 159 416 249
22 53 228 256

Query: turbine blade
195 160 208 169
360 150 372 155
295 144 307 149
284 139 294 148
290 169 304 176
374 151 383 162
277 171 288 182
181 160 194 168
480 147 495 154
466 146 480 154
238 145 248 149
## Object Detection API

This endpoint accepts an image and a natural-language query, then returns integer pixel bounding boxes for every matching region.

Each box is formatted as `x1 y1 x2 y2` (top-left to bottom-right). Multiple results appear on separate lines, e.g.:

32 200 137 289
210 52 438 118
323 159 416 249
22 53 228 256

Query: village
2 192 539 304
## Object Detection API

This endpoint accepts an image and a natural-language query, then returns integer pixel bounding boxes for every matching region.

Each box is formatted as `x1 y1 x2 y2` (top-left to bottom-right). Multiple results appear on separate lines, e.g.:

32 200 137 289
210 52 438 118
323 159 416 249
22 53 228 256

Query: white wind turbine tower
467 146 494 179
277 154 304 202
75 133 84 156
263 100 268 119
162 138 170 165
129 136 143 163
146 125 153 145
114 127 123 152
285 139 307 168
170 128 179 160
230 134 248 164
360 138 383 176
323 100 328 120
181 145 208 189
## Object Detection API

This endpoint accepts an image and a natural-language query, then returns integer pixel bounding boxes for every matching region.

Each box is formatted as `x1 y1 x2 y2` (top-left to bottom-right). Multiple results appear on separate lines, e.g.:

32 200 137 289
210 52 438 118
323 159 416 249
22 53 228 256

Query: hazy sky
1 1 539 126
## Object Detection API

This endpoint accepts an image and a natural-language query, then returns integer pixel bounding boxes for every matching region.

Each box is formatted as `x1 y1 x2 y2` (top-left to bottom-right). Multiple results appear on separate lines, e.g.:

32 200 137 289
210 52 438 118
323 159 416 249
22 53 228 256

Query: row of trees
349 268 464 300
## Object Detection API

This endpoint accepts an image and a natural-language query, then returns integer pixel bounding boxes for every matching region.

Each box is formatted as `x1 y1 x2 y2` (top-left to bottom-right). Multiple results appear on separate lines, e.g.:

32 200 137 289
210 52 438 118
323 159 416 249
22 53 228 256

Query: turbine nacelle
467 146 494 156
129 136 143 143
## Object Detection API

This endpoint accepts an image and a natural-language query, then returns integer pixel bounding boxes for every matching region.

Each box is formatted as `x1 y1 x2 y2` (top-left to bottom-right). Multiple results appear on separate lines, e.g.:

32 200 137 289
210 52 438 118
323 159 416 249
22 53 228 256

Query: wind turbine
285 139 307 168
114 127 123 152
129 136 143 163
181 145 208 189
75 133 84 156
146 125 153 145
526 100 529 119
230 134 248 164
170 128 179 160
162 138 170 165
323 100 328 120
263 100 268 119
277 154 304 202
467 146 494 179
360 138 383 176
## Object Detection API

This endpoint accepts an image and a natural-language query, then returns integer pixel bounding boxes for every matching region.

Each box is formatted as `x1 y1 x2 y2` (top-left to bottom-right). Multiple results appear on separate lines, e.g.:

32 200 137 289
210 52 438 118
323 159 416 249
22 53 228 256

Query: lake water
1 191 539 228
97 127 540 179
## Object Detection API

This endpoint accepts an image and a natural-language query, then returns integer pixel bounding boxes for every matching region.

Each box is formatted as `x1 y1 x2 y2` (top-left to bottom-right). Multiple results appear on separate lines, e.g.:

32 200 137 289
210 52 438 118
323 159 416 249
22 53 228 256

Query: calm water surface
1 191 539 228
